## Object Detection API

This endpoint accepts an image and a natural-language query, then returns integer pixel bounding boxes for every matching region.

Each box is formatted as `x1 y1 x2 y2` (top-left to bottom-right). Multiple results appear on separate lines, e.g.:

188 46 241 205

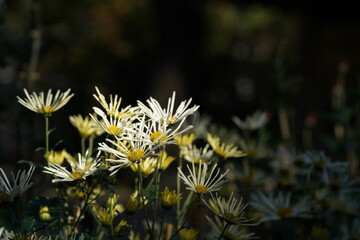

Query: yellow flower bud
161 187 182 210
39 206 51 221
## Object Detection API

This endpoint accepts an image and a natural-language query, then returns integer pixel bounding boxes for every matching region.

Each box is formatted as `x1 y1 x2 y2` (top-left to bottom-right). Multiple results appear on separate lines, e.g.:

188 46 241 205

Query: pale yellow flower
129 157 157 177
17 88 74 115
69 114 103 137
45 149 70 165
161 187 182 210
92 194 123 226
174 133 196 147
207 133 246 159
125 190 148 215
158 150 176 170
179 228 198 240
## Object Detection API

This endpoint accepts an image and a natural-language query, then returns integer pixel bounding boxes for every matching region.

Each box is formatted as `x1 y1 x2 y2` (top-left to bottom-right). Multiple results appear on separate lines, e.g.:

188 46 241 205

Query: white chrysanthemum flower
178 161 228 195
0 166 35 202
181 144 214 164
148 118 193 146
249 191 313 222
98 117 162 174
93 86 139 119
69 114 104 137
43 153 99 183
137 91 199 126
90 107 136 137
232 110 269 131
0 227 15 239
203 192 254 225
17 88 74 115
206 215 257 240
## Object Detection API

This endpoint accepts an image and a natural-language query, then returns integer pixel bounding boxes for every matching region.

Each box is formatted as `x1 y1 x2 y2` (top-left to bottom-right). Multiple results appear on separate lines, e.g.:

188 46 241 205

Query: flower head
125 190 148 215
178 161 228 195
174 133 197 147
207 133 246 159
17 88 74 115
158 150 176 171
181 144 213 164
137 91 199 126
206 215 257 240
93 86 138 119
232 110 269 131
69 114 103 137
45 149 70 165
249 191 313 222
129 157 157 177
0 166 35 202
43 153 99 183
161 187 182 210
203 192 253 225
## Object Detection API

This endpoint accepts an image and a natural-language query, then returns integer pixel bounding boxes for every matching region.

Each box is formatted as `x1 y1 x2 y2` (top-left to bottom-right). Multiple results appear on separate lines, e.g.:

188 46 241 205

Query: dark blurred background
1 0 360 164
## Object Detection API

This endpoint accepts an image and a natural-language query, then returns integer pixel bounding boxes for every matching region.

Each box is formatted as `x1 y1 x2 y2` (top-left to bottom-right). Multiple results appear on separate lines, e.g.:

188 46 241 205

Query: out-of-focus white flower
232 110 268 131
0 166 35 202
205 215 257 240
249 191 313 222
181 144 213 164
17 88 74 115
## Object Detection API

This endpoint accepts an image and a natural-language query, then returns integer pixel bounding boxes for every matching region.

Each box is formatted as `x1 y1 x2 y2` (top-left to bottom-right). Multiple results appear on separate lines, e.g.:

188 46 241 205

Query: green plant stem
70 183 97 235
218 222 229 240
158 210 167 240
88 136 95 156
81 136 86 156
171 194 201 239
138 164 153 238
152 148 164 234
176 154 183 229
45 115 50 155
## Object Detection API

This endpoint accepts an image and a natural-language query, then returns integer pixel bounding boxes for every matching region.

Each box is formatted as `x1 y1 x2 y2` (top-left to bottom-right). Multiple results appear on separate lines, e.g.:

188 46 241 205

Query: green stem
81 136 86 156
176 154 183 229
152 148 164 234
218 222 229 240
138 164 153 238
171 194 201 239
158 210 167 240
88 136 95 157
45 115 49 155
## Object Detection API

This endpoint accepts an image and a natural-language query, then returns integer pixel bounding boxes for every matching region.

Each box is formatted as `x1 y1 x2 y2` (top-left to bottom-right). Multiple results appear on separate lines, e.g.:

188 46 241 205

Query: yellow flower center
70 170 86 180
128 149 145 162
194 184 208 194
150 131 168 143
224 212 236 223
276 206 292 217
108 125 123 135
214 148 227 158
43 106 54 113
